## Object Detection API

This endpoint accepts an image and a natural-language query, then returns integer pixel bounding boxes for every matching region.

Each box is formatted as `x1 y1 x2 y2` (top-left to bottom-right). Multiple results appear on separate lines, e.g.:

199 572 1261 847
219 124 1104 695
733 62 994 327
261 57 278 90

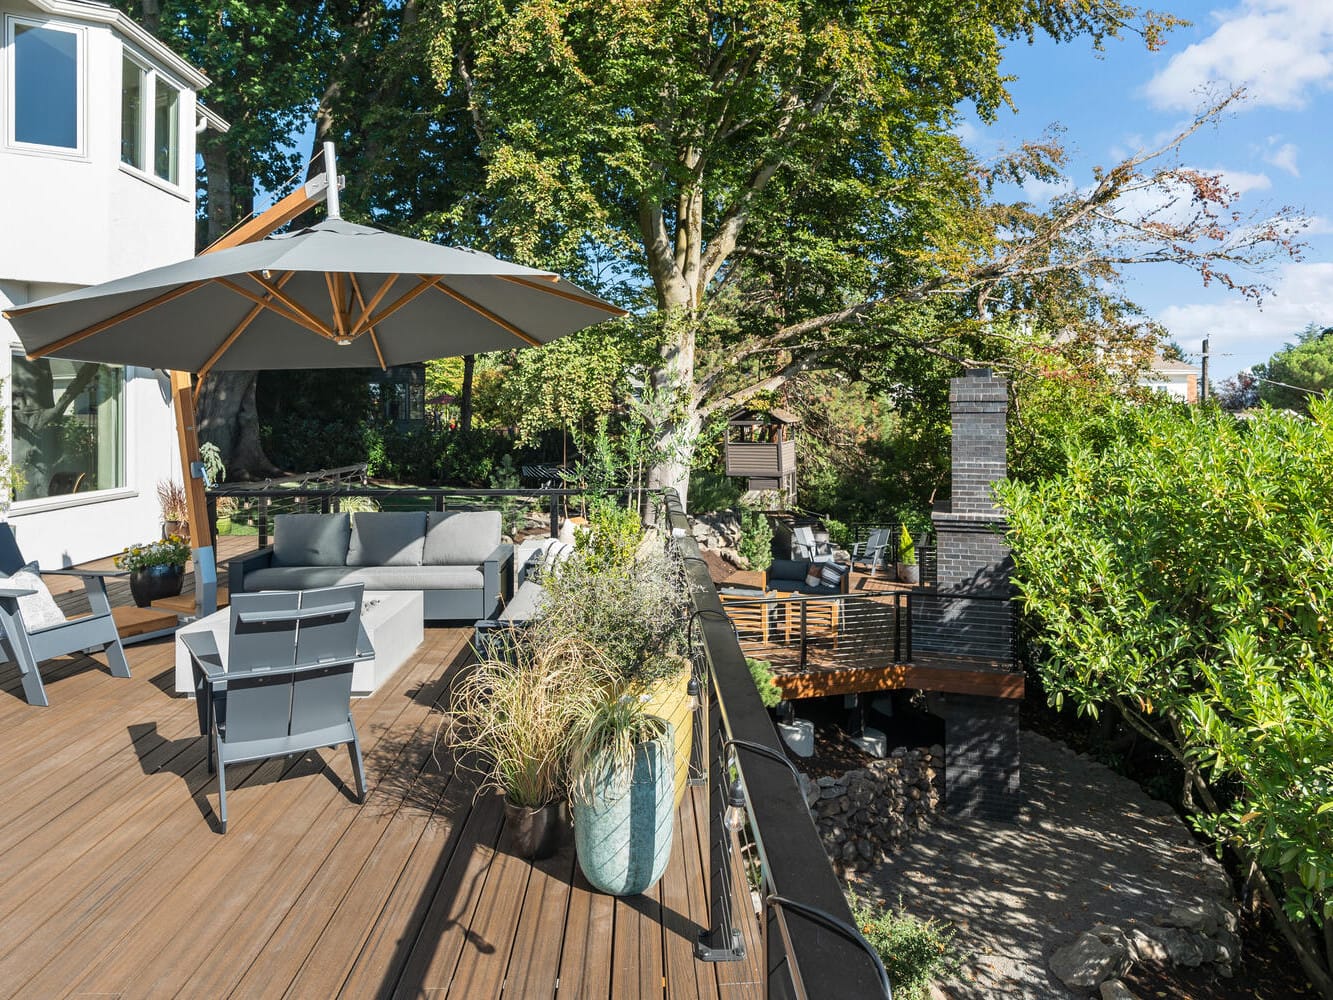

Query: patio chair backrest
0 523 29 576
223 585 364 745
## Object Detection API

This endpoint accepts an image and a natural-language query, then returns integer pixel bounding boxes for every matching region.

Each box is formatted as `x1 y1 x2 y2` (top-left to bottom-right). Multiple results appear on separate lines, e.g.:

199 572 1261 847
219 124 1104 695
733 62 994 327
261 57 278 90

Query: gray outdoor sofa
229 511 512 622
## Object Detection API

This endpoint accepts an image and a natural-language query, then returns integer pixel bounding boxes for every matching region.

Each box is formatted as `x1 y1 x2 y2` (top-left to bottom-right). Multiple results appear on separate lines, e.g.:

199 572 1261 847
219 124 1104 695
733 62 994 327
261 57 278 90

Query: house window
10 354 125 502
118 45 181 186
153 76 179 183
7 17 83 153
121 54 144 168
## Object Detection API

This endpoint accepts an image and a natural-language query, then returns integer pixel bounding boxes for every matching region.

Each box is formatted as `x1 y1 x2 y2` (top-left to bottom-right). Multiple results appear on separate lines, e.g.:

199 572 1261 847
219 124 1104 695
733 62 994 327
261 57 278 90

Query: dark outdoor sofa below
230 511 512 622
763 558 851 595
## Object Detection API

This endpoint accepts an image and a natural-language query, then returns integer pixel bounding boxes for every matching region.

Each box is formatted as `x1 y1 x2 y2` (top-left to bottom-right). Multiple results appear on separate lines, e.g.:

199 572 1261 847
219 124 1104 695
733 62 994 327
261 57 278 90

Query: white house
0 0 225 567
1140 355 1200 403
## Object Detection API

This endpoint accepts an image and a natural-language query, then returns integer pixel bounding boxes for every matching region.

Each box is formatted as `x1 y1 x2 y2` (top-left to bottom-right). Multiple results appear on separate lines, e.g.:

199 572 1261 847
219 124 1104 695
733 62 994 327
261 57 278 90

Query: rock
1049 931 1129 989
1138 925 1206 967
1125 926 1168 966
1099 979 1139 1000
815 776 839 788
1162 903 1218 934
799 774 820 808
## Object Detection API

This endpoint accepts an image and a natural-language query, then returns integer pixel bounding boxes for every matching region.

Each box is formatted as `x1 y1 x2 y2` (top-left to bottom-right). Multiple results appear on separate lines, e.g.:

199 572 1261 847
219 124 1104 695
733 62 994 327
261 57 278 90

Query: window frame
8 349 131 511
117 43 186 193
4 14 87 159
120 49 148 172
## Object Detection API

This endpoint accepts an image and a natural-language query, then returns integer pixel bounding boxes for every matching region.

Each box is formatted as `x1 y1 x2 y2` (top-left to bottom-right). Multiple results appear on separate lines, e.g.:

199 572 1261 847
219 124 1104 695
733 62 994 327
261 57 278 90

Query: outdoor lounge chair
0 523 130 706
849 527 891 576
791 525 835 562
181 584 374 833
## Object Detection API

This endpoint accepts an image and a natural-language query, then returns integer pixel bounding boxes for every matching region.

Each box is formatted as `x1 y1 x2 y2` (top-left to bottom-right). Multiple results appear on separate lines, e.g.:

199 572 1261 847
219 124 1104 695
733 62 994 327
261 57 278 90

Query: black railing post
548 490 560 538
798 601 808 669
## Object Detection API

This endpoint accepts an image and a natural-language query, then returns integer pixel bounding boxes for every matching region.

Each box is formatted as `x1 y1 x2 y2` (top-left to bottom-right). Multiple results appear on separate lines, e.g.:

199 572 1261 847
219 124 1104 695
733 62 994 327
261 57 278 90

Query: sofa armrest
229 545 275 594
483 542 514 609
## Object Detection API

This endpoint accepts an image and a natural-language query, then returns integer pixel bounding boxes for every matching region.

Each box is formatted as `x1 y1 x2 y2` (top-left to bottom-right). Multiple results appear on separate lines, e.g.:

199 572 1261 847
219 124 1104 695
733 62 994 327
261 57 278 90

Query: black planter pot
129 564 185 608
504 799 564 860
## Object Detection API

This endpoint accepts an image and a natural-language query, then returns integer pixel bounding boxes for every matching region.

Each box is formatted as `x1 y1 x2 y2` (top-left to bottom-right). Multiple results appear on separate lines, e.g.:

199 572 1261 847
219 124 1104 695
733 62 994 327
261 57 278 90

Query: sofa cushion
272 514 351 567
819 562 849 588
245 565 361 590
244 564 485 592
768 559 809 585
347 512 427 567
424 510 502 565
344 565 484 591
499 580 547 622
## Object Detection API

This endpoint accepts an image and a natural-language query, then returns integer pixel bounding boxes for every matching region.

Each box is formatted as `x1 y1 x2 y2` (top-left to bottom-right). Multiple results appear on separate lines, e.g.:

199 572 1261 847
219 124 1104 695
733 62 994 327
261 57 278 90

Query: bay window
119 46 181 185
7 16 83 154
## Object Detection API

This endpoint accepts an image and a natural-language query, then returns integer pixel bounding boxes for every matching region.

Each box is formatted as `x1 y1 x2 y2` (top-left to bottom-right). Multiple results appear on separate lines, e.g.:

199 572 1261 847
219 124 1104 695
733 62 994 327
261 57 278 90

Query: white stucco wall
0 1 200 568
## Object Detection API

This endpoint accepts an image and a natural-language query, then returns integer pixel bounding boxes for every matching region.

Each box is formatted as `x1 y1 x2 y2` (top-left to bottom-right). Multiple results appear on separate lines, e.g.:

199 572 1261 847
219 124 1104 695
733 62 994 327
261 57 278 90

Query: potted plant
448 633 606 859
896 523 920 585
535 541 695 806
157 480 188 540
569 687 675 896
115 535 191 607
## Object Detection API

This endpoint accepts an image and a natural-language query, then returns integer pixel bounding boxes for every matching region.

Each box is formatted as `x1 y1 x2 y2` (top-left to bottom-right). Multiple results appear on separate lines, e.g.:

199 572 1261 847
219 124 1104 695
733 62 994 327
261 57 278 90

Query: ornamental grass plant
446 633 610 807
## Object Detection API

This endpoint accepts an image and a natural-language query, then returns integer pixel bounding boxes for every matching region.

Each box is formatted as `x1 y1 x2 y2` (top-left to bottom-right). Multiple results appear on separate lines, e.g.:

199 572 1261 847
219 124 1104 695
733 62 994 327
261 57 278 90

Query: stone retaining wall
806 746 944 872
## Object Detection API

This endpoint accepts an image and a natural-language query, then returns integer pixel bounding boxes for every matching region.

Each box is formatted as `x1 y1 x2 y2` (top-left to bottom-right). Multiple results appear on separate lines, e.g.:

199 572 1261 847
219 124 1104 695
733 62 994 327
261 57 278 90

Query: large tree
432 3 1304 504
1254 324 1333 414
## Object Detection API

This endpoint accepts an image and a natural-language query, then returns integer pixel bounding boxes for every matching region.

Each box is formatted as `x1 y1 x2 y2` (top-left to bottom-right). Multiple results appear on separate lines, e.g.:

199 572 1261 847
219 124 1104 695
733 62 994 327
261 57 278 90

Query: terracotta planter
161 519 188 540
572 724 675 896
896 563 920 585
504 799 564 860
129 564 184 607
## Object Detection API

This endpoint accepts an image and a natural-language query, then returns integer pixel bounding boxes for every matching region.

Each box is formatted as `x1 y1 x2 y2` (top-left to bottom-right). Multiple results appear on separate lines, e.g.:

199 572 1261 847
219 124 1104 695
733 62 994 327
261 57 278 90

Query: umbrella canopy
4 219 624 374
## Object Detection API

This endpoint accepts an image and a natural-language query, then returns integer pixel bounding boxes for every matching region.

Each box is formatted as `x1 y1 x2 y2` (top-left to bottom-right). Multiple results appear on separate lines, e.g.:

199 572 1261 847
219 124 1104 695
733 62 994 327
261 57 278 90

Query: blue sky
965 0 1333 380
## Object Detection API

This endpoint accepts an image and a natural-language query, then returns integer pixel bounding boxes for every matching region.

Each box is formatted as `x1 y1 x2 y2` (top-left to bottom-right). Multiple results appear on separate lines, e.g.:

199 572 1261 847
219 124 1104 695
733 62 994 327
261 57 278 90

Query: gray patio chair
791 525 835 563
181 584 374 833
0 523 130 706
849 527 891 576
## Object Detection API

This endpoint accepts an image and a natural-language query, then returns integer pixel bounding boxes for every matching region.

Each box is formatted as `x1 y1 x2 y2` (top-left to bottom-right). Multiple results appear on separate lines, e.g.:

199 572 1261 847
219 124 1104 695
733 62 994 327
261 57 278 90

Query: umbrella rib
248 272 337 337
357 276 434 333
349 274 402 336
498 275 629 316
426 279 542 348
25 281 207 360
348 274 387 370
197 271 297 381
214 277 330 337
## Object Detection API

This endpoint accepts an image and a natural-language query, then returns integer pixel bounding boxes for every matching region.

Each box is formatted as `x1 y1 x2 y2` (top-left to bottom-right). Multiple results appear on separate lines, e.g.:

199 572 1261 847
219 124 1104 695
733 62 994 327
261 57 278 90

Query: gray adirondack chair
181 584 373 833
849 527 892 576
0 523 130 706
791 525 835 563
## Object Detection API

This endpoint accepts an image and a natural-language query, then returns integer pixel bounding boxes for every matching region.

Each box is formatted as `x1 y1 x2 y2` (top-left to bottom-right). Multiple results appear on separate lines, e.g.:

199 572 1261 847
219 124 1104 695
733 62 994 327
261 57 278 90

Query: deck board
0 606 762 998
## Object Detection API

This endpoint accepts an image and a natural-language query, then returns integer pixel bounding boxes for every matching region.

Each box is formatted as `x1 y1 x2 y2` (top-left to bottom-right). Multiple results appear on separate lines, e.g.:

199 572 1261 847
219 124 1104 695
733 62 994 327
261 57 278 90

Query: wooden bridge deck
1 555 764 999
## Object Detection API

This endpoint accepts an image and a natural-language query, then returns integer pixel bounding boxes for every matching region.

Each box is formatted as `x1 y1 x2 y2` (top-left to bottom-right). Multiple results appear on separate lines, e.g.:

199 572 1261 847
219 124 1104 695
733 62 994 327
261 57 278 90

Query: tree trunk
460 354 475 432
644 304 698 508
196 372 282 480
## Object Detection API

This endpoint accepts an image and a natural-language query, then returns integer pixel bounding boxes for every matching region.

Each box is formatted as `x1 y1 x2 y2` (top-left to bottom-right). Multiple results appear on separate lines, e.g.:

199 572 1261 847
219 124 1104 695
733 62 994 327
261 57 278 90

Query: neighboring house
0 0 225 567
1140 354 1200 403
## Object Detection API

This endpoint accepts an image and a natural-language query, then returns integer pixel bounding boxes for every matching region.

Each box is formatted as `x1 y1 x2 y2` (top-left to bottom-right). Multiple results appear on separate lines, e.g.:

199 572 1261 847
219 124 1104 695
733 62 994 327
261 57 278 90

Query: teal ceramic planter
572 725 675 896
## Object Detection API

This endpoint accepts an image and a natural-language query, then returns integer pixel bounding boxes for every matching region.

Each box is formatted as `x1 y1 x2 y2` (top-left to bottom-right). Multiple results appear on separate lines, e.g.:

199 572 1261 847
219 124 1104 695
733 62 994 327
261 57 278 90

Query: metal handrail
664 490 890 998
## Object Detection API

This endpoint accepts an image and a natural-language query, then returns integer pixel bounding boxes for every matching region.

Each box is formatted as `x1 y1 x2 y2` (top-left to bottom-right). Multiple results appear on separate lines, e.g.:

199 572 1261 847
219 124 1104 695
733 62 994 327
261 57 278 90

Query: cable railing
719 590 912 670
665 492 892 999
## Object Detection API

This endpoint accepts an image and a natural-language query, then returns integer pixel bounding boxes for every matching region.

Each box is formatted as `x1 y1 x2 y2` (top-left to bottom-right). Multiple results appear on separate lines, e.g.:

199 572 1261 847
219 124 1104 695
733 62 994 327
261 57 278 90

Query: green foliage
536 545 690 687
849 892 959 1000
737 510 774 573
198 441 226 485
897 524 916 566
115 535 191 571
1254 324 1333 414
746 659 783 709
998 401 1333 984
576 498 646 571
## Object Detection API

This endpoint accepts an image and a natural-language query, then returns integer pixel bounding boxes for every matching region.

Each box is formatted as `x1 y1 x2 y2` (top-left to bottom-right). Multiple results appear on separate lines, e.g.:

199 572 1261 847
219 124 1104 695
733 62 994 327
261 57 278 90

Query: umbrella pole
170 371 217 617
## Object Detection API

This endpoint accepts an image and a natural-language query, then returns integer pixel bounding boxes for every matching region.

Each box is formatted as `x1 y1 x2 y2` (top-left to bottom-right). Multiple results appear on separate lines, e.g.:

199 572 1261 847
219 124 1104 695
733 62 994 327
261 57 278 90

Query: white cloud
1263 140 1301 176
1156 262 1333 377
1144 0 1333 111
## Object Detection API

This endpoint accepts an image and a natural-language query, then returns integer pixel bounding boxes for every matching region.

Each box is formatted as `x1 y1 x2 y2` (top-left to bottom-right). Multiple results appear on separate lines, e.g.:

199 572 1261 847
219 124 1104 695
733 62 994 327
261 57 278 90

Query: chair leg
215 733 228 833
0 609 48 707
103 637 131 679
347 730 367 803
17 658 48 708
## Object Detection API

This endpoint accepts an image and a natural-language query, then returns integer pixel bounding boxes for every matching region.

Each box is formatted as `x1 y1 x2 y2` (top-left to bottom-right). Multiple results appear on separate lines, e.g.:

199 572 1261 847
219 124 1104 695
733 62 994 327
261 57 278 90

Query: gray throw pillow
273 514 352 567
347 512 427 567
0 562 67 631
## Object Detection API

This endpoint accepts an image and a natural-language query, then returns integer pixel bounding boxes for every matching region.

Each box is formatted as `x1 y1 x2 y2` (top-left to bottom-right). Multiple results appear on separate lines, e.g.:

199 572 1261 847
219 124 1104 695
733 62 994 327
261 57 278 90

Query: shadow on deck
3 543 764 998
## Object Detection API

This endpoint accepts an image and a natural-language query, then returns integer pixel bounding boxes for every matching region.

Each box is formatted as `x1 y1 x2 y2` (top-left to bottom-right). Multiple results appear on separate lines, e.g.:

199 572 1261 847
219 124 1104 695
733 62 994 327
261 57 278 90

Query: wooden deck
1 556 765 998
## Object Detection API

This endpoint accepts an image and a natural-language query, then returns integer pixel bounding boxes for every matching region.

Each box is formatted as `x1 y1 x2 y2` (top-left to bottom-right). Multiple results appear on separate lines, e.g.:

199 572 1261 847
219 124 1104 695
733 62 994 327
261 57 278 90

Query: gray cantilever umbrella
3 215 625 615
5 218 624 377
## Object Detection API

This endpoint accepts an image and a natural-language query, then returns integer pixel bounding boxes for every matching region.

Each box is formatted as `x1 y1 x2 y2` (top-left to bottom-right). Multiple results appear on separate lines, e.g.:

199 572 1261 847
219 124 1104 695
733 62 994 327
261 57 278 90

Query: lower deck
0 620 763 998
